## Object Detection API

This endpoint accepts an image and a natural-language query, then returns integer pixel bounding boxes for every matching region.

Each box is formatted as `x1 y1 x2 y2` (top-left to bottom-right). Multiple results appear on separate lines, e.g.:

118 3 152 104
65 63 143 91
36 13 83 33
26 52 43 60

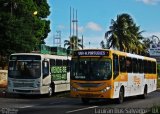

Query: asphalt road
0 91 160 114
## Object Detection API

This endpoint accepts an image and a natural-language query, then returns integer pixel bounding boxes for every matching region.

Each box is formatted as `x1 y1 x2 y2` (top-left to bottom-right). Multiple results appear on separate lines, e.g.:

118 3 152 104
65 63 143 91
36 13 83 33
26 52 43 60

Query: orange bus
70 49 157 104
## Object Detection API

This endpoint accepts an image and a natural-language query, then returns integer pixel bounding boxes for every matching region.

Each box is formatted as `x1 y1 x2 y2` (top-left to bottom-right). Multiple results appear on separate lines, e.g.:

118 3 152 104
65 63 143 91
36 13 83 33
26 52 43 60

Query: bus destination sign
74 50 109 56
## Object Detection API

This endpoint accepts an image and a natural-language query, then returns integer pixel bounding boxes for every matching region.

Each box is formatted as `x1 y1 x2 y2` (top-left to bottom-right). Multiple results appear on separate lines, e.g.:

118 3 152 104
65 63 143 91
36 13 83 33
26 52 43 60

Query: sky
45 0 160 49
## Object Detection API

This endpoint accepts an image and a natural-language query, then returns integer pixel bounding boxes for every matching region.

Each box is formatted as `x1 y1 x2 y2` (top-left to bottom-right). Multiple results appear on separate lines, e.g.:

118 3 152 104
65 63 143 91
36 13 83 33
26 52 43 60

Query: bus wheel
139 86 147 99
116 87 124 104
48 86 53 97
81 98 90 104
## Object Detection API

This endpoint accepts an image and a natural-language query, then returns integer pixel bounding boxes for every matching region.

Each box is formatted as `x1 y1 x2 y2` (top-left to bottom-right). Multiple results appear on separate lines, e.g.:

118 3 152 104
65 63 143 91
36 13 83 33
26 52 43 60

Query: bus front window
8 60 41 79
71 58 112 80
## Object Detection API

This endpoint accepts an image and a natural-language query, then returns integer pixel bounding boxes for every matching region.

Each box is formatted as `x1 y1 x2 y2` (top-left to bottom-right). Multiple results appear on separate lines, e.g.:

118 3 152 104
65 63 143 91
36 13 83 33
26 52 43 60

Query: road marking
49 101 65 105
20 105 34 109
66 106 98 113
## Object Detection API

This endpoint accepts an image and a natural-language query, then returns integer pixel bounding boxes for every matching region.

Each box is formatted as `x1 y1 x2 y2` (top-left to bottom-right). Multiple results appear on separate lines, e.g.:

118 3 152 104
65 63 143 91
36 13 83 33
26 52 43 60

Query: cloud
86 22 102 31
136 0 160 5
78 26 85 33
82 35 105 49
70 22 103 34
142 32 160 38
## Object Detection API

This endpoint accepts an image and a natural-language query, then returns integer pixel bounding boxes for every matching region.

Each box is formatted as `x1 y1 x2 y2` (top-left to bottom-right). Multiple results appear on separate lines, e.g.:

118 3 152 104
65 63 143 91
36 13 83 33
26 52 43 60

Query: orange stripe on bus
145 74 157 79
114 73 128 82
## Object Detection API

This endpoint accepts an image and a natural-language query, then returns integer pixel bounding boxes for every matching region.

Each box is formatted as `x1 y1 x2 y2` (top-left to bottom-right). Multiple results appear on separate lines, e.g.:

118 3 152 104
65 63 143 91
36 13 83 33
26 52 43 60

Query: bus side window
138 59 144 73
132 58 138 73
148 61 152 74
126 57 132 73
152 62 156 74
119 56 126 72
50 59 55 66
113 54 119 79
42 60 49 78
50 59 55 74
63 60 69 72
144 60 148 73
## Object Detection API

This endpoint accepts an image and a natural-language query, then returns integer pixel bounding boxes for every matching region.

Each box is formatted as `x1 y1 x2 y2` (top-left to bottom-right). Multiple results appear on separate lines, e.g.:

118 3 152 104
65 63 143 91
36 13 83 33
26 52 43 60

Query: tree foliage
102 13 148 55
64 36 83 54
0 0 50 56
0 0 50 69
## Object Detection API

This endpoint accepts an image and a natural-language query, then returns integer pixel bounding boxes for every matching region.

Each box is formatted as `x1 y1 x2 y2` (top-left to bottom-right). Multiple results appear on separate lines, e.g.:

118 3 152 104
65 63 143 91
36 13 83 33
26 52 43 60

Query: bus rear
70 49 113 103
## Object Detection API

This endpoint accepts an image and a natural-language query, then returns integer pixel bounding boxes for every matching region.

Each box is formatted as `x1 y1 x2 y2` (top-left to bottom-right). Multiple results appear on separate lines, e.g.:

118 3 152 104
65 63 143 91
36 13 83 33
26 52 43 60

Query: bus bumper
70 89 113 99
7 87 41 95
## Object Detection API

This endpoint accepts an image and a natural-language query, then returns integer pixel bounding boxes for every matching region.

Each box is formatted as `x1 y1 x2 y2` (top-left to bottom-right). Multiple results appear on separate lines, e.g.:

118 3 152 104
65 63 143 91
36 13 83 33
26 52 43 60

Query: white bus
7 53 71 96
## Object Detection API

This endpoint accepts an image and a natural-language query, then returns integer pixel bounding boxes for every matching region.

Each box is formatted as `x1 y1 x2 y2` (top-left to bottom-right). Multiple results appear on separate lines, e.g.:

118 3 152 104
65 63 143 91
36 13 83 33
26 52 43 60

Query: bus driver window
43 60 49 78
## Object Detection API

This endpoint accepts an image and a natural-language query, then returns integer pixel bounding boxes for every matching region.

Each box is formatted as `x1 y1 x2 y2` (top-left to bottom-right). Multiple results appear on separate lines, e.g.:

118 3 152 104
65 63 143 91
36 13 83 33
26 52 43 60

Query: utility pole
70 7 79 50
82 35 83 49
70 7 72 38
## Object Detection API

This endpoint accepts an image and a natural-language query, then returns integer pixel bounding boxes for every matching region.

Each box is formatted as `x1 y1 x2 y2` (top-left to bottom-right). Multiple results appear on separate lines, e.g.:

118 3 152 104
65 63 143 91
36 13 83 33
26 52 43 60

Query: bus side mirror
42 60 49 78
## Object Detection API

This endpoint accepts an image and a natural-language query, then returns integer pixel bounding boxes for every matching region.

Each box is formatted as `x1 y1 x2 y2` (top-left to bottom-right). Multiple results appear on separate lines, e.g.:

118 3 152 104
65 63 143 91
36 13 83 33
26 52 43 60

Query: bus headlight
101 86 112 93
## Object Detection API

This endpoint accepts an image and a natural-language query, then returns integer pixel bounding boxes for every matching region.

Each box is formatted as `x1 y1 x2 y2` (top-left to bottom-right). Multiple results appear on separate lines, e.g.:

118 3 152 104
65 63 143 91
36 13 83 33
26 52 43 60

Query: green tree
103 13 144 54
0 0 50 69
104 14 134 51
64 36 83 54
100 41 106 49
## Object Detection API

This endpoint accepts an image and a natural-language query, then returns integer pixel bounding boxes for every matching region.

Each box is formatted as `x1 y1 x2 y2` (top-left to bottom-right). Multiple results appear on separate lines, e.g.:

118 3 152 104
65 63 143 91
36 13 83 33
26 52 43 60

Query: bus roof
10 53 71 60
73 49 156 61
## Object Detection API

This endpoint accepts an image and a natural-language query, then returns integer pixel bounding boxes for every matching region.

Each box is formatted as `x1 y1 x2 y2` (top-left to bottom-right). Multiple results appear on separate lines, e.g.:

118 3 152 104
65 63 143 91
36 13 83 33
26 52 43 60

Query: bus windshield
8 60 41 79
71 58 112 80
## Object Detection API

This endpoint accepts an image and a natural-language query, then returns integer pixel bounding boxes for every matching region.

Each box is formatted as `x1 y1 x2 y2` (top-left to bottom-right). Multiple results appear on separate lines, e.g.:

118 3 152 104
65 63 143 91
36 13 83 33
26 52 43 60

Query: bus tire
139 85 147 99
81 98 90 104
116 87 124 104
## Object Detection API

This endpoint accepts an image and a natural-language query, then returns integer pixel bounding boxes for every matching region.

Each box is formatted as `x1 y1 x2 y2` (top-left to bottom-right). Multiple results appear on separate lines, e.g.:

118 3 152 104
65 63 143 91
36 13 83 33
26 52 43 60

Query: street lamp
33 11 38 16
32 11 38 52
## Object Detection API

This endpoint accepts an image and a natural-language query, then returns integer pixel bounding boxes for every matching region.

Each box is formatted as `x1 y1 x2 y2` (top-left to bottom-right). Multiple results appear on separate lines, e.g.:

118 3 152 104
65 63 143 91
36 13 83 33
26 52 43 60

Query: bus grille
79 93 101 98
13 82 34 88
77 83 103 87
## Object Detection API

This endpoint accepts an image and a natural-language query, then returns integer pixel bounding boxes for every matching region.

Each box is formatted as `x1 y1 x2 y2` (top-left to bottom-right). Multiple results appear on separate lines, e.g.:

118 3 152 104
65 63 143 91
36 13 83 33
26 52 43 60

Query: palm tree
105 13 134 51
105 13 145 54
64 36 83 54
130 24 144 54
100 41 106 49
